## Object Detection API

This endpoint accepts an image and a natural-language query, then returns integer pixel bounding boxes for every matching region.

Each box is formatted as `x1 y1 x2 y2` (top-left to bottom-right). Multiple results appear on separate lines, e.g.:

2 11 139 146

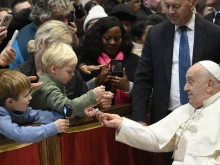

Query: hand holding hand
96 113 123 129
109 68 130 92
0 47 16 66
54 119 70 133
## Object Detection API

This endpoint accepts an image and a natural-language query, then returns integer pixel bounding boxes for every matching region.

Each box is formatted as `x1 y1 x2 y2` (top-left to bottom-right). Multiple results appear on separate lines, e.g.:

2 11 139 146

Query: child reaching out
0 69 69 143
30 43 105 117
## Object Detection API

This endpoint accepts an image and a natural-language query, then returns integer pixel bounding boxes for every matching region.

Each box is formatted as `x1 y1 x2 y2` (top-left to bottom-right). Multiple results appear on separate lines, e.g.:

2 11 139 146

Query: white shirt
168 14 195 111
116 92 220 165
173 109 217 165
213 10 220 23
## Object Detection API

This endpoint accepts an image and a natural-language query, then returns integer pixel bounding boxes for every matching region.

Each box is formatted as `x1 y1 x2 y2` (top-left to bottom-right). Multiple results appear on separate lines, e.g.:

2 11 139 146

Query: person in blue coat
0 69 70 143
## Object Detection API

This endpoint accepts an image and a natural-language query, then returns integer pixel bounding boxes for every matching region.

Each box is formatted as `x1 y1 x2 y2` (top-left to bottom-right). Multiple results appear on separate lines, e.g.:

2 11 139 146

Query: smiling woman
78 16 140 105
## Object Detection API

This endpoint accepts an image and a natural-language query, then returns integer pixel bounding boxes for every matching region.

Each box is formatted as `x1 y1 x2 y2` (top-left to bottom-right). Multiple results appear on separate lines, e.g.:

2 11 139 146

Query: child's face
10 89 32 112
52 64 76 85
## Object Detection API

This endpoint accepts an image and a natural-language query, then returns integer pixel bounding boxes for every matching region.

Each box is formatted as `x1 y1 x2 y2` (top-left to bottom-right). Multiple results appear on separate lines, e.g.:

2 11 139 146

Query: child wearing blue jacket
0 69 69 143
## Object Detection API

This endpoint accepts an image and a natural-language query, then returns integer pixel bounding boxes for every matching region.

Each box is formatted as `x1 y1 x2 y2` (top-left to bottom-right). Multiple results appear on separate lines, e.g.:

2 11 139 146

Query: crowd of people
0 0 220 164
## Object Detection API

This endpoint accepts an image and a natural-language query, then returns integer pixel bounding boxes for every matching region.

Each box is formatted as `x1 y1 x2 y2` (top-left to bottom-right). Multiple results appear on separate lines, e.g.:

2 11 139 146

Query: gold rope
0 143 33 153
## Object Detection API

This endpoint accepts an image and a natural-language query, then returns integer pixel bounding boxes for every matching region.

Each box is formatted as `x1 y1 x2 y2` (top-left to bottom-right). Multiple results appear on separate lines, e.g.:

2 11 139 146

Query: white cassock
116 91 220 165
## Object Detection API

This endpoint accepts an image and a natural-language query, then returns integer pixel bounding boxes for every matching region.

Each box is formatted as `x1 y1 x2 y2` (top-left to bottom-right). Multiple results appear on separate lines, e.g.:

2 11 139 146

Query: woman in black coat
78 16 140 105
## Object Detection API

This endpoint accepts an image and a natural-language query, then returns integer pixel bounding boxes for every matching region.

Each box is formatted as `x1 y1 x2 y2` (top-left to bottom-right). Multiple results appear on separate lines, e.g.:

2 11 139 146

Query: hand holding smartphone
0 14 13 28
110 60 123 77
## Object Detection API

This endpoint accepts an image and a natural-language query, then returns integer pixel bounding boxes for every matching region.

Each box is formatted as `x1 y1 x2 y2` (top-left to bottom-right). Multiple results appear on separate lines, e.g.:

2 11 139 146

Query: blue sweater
0 106 63 143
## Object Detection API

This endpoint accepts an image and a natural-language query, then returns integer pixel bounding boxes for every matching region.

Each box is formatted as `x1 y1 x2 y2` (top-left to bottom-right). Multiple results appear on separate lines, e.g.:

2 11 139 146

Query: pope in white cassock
97 60 220 165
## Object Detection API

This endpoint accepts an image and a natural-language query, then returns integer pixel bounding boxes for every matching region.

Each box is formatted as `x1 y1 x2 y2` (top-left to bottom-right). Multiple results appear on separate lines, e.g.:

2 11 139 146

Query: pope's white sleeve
116 117 161 152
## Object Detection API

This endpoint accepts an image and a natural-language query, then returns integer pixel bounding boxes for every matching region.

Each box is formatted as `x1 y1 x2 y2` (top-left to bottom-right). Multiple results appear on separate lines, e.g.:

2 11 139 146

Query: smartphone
0 14 13 28
57 105 72 137
7 30 18 47
110 59 123 77
62 105 72 118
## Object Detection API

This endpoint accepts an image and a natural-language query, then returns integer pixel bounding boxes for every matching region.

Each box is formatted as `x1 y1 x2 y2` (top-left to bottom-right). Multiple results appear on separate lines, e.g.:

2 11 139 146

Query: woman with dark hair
78 16 140 105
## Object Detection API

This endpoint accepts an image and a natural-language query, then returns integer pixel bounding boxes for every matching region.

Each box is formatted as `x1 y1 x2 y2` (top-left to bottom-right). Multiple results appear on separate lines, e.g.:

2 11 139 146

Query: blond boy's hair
42 43 78 72
28 20 77 53
0 69 31 106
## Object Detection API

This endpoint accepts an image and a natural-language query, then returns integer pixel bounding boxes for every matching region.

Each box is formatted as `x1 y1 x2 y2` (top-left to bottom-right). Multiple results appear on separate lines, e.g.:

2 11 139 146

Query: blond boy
30 43 105 117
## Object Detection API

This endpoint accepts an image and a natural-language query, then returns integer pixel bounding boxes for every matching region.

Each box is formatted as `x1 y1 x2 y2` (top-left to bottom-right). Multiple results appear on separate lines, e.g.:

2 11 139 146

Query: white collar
174 14 195 31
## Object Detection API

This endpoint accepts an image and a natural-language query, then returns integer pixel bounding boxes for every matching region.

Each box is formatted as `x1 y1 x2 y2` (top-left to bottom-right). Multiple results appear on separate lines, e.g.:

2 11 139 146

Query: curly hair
79 16 133 62
30 0 73 25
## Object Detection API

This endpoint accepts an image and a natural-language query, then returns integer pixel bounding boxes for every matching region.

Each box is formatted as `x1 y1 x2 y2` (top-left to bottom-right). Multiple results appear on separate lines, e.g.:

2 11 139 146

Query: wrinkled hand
28 76 43 90
92 85 105 101
0 47 16 66
98 91 114 109
0 26 7 44
95 64 110 85
96 113 123 129
80 64 104 75
54 119 70 133
85 107 97 117
108 68 130 92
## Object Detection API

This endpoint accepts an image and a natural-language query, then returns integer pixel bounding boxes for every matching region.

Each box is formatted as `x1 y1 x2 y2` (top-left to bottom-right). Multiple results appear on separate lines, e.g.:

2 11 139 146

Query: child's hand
92 85 105 101
84 107 97 117
98 91 114 109
54 119 70 133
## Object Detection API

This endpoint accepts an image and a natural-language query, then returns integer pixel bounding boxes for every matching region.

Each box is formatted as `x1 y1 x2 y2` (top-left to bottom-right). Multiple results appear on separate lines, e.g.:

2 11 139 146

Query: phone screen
110 60 123 77
63 105 72 118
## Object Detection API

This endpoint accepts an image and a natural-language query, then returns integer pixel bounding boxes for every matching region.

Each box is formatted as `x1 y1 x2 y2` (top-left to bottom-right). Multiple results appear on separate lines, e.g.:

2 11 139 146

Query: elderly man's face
184 64 210 108
164 0 195 26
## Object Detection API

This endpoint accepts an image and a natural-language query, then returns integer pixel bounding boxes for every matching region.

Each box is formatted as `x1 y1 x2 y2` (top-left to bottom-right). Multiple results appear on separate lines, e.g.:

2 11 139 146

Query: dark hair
109 4 137 22
130 20 148 41
145 13 167 26
11 0 29 13
79 16 133 62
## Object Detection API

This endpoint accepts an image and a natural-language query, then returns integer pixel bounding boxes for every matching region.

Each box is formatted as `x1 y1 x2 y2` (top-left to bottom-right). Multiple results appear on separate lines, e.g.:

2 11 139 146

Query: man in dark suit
204 0 220 25
132 0 220 164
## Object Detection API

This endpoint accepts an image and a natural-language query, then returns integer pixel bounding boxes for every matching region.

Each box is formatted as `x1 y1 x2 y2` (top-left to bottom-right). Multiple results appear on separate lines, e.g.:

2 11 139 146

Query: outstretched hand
96 113 123 129
80 64 105 75
84 107 97 117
